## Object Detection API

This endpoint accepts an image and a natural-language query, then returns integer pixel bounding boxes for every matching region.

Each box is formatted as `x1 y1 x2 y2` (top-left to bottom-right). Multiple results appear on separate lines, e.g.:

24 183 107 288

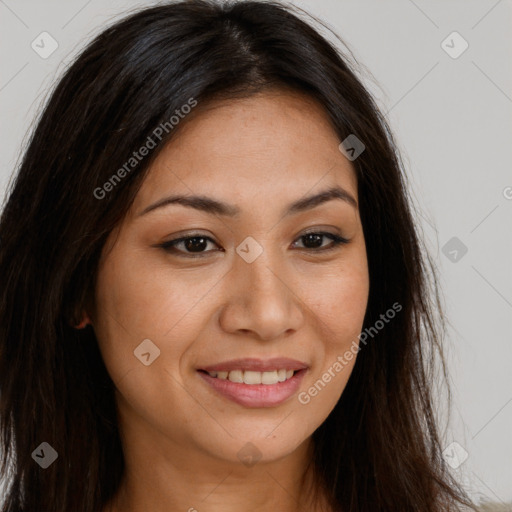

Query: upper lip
199 358 309 373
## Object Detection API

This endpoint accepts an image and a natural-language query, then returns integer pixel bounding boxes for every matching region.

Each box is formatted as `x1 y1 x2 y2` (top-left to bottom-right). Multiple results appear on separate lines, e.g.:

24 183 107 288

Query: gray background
1 0 511 505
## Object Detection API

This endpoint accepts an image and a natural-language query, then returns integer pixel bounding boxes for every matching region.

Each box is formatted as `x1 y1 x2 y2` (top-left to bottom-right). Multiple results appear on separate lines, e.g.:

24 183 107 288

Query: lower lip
197 369 307 408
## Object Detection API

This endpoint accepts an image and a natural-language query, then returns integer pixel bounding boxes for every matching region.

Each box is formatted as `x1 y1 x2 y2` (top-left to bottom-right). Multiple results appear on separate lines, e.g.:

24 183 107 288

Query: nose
218 248 305 341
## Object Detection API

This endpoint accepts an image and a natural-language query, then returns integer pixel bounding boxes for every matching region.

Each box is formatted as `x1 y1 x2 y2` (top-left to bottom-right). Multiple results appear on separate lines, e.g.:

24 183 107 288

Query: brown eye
159 235 221 257
292 232 349 252
158 231 349 258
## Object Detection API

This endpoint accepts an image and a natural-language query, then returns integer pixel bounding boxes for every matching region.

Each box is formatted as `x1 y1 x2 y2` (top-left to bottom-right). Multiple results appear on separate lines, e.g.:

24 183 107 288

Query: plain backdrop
1 0 511 505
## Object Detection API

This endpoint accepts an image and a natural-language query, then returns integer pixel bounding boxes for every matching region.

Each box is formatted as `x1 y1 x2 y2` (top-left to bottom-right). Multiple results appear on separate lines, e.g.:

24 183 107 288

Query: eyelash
158 231 350 258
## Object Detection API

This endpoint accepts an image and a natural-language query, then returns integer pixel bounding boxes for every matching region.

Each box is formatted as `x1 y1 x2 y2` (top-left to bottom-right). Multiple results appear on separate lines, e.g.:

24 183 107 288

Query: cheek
92 250 204 382
93 243 233 392
296 254 368 415
302 258 369 346
92 256 220 440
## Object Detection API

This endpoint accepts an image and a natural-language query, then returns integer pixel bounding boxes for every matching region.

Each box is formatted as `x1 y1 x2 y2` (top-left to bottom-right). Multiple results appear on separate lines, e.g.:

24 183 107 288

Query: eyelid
291 231 349 251
156 228 350 258
157 233 221 257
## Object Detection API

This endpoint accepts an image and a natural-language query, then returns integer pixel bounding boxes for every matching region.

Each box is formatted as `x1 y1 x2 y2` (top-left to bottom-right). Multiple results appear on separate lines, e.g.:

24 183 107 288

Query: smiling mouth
197 368 307 408
198 369 298 385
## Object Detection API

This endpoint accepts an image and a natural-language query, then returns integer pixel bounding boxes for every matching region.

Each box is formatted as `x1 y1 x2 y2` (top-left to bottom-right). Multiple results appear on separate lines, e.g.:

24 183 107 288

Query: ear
68 284 95 329
70 310 91 329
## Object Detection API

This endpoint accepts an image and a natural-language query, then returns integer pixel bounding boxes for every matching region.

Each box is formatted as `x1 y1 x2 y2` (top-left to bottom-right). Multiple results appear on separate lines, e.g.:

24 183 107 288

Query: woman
0 1 477 510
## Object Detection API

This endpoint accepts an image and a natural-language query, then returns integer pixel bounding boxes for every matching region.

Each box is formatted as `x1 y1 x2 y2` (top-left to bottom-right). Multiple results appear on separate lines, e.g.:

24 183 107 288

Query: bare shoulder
475 503 512 512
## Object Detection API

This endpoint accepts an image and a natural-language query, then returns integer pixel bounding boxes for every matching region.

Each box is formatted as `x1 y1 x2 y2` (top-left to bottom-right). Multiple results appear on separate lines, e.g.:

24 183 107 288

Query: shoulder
475 503 512 511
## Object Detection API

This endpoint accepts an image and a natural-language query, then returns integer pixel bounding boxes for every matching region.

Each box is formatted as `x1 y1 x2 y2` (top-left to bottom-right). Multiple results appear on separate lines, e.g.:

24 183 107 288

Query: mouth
196 358 308 408
198 368 299 385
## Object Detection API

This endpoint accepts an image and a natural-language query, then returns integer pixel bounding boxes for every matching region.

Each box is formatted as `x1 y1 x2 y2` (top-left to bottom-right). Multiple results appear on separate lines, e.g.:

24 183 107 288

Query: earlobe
75 317 91 329
72 312 91 329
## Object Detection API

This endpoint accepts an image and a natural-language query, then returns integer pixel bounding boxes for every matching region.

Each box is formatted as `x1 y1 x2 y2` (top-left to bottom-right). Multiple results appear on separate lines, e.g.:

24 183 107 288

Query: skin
89 89 369 512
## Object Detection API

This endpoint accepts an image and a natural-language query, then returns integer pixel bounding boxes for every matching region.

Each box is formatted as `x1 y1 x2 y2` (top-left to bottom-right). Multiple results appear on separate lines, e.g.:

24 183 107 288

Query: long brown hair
0 1 475 510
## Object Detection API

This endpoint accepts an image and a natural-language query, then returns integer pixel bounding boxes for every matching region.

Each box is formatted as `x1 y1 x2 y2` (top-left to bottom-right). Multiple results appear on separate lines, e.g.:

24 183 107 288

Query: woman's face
92 90 369 467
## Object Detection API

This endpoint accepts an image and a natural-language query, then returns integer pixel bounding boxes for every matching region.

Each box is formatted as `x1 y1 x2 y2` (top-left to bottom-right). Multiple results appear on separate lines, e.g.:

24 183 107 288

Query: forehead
132 90 358 214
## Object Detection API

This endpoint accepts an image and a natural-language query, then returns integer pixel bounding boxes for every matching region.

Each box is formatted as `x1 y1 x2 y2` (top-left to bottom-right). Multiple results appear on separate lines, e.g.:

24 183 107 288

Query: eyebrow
138 185 358 218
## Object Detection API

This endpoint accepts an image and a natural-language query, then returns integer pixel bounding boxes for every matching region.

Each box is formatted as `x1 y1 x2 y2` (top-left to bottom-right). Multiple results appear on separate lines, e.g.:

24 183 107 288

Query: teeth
228 369 243 383
206 369 297 385
261 370 278 384
244 371 261 385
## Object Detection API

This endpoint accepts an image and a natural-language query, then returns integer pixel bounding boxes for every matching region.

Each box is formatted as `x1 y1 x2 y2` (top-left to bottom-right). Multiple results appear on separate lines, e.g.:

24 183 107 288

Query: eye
158 234 221 258
158 230 349 258
291 231 349 252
